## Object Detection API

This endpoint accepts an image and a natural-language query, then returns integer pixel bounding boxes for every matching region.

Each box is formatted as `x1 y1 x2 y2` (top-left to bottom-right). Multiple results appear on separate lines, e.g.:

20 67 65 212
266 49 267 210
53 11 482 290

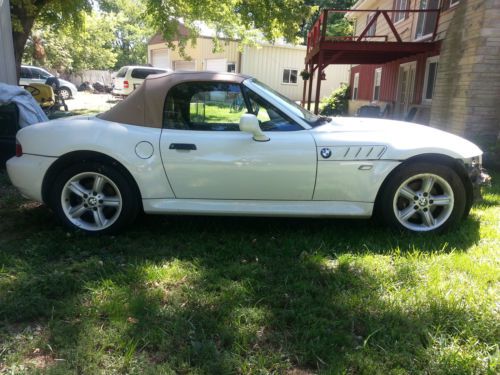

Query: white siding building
148 34 350 102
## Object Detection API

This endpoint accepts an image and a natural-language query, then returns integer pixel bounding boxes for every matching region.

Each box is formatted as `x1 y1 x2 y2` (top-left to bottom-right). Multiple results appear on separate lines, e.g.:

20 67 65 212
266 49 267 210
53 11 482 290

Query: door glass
243 87 303 131
30 68 42 79
20 67 31 79
164 82 246 131
38 70 51 79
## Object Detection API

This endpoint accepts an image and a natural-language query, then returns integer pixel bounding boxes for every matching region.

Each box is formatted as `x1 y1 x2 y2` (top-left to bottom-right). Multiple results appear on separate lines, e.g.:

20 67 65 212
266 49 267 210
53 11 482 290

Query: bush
320 84 350 116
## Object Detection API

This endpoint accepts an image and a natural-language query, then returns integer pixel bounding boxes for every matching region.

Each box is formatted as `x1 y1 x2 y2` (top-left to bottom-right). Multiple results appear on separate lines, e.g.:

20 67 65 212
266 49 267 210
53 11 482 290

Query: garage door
205 58 227 72
174 60 196 71
151 49 169 68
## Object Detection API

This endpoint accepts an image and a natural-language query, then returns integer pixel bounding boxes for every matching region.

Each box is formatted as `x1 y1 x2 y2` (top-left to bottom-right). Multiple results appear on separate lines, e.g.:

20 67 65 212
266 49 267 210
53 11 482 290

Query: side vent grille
318 146 387 161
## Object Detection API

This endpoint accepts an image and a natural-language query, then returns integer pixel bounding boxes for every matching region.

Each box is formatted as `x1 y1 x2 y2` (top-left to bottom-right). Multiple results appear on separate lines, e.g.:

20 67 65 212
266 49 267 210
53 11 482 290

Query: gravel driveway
66 92 121 114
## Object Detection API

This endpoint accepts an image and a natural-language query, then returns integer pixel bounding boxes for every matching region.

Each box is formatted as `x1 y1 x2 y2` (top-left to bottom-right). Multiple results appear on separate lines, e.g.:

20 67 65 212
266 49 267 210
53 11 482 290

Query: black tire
59 87 72 100
49 162 140 234
377 162 467 233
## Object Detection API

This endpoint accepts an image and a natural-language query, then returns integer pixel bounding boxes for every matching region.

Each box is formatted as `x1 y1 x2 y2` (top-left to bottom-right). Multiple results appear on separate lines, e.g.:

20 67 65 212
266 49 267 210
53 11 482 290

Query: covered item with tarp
0 82 48 127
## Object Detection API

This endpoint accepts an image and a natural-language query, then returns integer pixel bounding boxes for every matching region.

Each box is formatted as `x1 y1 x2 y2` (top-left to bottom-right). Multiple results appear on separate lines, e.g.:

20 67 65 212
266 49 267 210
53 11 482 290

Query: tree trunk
10 1 44 83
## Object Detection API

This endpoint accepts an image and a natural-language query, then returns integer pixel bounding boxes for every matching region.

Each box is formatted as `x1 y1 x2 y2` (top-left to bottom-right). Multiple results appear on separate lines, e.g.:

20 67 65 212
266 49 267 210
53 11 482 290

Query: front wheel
50 162 140 234
59 87 72 100
378 162 467 233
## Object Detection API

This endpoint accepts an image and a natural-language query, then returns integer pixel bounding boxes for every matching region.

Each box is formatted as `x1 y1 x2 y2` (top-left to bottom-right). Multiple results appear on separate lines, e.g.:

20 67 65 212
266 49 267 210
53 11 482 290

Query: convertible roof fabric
99 71 250 129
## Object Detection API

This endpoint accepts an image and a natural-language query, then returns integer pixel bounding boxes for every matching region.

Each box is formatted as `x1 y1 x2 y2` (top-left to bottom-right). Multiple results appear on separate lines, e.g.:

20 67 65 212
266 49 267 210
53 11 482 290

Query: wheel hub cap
393 173 454 232
61 172 122 231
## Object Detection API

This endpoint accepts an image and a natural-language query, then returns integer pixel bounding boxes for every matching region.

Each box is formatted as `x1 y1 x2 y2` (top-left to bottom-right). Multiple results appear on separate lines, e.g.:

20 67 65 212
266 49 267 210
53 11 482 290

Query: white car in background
7 72 488 235
112 66 172 96
19 65 78 100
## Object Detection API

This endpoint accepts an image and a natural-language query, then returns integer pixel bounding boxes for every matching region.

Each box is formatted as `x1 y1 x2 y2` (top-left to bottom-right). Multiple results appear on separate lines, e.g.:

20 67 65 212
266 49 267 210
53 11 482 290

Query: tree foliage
12 0 315 77
22 0 154 72
23 12 118 72
143 0 314 53
301 0 356 42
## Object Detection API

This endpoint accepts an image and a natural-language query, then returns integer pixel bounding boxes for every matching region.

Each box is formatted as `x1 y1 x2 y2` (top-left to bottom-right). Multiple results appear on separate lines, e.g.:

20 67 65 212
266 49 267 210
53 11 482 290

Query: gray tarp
0 83 49 127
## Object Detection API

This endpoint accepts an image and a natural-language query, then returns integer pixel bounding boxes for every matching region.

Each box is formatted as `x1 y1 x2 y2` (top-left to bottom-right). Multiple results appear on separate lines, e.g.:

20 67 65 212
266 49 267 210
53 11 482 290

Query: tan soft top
99 71 250 128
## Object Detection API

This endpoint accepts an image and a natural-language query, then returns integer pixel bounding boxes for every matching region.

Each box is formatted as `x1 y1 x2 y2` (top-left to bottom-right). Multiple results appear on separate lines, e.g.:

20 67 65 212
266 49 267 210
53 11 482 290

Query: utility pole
0 0 17 85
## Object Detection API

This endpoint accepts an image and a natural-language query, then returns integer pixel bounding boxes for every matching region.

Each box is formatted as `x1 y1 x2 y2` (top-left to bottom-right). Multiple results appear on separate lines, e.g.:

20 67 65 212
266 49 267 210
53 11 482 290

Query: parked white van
112 66 172 96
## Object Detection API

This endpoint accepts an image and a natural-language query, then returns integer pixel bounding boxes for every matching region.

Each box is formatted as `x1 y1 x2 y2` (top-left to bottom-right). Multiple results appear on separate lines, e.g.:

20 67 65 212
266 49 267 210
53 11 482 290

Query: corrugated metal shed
0 0 16 85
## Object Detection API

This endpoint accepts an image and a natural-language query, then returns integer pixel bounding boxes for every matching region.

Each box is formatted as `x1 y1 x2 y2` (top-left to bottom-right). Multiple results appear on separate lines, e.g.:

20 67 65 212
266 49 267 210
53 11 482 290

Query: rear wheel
50 162 139 234
378 162 466 233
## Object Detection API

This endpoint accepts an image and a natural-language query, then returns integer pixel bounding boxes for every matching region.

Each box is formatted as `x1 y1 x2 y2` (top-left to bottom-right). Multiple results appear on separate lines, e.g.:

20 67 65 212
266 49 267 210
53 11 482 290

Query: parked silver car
19 65 78 100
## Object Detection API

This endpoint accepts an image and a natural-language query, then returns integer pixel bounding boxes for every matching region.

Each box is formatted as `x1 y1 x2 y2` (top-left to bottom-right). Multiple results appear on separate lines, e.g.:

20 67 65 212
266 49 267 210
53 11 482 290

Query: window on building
366 12 377 37
423 56 439 102
282 69 298 84
415 0 440 39
353 73 360 100
227 63 236 73
373 68 382 101
393 0 409 23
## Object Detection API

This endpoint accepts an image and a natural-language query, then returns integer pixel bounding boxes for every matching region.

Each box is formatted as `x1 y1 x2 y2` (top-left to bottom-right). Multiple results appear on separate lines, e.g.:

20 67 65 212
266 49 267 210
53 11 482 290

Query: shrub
320 84 350 116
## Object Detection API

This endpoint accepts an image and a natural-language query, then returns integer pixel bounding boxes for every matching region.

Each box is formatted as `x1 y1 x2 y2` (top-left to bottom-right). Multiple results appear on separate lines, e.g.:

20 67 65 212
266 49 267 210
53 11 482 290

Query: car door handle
169 143 197 151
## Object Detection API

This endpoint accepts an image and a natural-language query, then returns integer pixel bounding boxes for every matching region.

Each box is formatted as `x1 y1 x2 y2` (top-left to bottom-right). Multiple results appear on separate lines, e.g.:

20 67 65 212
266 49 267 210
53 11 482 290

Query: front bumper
6 154 56 202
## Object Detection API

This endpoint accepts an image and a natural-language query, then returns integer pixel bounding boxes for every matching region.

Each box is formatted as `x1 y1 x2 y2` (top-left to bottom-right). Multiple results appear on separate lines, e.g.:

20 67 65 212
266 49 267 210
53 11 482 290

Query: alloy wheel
61 172 122 231
392 173 454 232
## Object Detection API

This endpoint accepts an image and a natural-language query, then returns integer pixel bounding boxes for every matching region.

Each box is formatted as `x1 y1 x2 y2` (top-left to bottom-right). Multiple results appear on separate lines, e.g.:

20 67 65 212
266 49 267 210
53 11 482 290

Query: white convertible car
6 72 486 234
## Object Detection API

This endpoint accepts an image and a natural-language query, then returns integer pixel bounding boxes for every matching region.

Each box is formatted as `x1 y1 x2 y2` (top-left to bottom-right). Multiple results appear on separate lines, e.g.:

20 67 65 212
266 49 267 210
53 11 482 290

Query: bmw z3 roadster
6 72 487 234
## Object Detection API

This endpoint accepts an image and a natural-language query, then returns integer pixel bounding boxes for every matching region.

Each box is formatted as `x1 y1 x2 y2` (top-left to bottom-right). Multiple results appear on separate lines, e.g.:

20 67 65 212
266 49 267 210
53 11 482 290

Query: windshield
246 78 330 127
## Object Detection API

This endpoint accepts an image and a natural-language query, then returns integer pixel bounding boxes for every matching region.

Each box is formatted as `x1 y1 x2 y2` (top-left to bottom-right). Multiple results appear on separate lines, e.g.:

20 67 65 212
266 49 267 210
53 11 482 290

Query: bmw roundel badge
320 148 332 159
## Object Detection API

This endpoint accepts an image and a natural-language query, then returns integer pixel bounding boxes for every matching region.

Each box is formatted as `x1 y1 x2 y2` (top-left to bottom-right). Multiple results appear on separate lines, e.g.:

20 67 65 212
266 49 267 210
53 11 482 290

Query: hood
311 117 482 160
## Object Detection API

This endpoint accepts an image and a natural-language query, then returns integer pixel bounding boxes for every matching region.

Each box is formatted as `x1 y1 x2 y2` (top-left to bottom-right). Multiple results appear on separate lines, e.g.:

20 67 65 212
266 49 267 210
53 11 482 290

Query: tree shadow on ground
1 168 496 373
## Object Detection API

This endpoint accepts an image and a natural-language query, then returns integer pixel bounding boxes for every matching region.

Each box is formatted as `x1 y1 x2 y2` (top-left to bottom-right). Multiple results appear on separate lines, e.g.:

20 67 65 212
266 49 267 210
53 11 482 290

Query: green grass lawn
0 170 498 374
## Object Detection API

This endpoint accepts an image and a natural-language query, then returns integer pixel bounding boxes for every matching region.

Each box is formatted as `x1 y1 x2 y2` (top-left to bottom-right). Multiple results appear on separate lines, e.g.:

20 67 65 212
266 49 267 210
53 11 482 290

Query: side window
131 69 155 79
38 70 51 79
131 69 164 79
30 68 41 79
20 67 31 79
164 82 246 131
242 87 303 132
116 67 128 78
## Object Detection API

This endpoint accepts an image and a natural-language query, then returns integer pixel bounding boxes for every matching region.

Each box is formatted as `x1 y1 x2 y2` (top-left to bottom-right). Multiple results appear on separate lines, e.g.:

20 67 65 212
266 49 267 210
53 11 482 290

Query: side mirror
239 114 270 142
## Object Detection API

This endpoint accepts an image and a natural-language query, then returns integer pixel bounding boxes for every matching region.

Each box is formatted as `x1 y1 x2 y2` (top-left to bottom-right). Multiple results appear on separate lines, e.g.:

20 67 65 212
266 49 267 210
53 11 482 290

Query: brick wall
430 0 500 148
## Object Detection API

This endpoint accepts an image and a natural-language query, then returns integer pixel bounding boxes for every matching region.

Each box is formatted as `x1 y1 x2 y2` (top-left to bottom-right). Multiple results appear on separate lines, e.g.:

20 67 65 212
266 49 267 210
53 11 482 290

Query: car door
30 67 51 84
159 81 317 200
19 67 32 86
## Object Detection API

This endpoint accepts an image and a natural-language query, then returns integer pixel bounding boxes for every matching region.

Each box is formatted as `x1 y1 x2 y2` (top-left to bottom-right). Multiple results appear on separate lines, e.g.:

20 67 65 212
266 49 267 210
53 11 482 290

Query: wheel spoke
399 206 418 222
68 204 87 218
102 197 120 207
93 208 107 228
431 195 451 206
399 186 416 200
421 210 435 227
93 175 105 194
421 176 435 194
68 182 89 198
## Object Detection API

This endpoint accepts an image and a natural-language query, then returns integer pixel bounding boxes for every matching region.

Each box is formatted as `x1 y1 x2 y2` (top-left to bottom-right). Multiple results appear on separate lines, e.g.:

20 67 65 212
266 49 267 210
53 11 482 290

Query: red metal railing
306 8 442 55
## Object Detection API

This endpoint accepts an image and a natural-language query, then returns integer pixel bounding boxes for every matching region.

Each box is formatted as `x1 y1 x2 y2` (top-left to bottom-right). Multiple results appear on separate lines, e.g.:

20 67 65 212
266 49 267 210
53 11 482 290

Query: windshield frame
242 78 330 128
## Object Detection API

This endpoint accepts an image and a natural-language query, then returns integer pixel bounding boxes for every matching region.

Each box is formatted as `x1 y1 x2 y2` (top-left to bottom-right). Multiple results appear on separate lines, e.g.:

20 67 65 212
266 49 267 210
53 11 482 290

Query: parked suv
19 65 78 100
112 66 172 96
